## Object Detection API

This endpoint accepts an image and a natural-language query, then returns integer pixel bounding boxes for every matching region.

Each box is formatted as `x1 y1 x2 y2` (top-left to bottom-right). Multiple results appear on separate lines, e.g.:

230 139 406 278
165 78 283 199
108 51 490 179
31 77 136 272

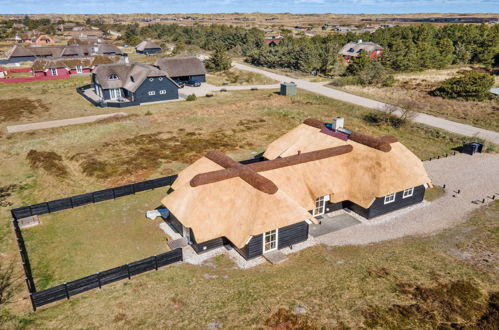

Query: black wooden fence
30 248 183 309
11 174 177 220
10 174 179 310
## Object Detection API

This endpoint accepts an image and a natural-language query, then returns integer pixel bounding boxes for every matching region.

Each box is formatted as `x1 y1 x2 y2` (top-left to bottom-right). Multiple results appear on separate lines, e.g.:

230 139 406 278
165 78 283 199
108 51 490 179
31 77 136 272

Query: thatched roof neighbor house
339 40 383 62
88 61 180 106
161 118 431 259
1 44 124 64
135 40 162 54
155 56 206 84
32 55 119 77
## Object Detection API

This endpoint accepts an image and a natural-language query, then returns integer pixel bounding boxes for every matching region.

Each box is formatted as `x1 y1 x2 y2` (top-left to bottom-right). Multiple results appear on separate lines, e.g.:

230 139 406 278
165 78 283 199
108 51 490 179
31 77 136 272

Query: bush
329 76 360 87
186 94 197 101
205 47 232 72
431 72 494 101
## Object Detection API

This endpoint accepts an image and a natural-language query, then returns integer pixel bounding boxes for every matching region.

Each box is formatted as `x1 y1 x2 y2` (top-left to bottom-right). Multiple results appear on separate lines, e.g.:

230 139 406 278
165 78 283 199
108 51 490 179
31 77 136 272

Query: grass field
0 86 490 328
22 188 171 289
2 200 497 328
327 67 499 132
206 68 278 86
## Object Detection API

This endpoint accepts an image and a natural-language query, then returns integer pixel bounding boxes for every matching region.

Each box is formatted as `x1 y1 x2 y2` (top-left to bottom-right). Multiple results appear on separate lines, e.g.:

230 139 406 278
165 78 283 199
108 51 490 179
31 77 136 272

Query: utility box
280 82 297 96
463 142 483 155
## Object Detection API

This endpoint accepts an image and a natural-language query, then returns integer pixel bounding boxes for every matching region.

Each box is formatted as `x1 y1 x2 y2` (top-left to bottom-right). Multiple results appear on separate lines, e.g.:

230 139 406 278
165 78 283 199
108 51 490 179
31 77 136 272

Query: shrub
431 72 494 101
329 76 360 87
26 150 67 177
205 47 232 72
186 94 197 101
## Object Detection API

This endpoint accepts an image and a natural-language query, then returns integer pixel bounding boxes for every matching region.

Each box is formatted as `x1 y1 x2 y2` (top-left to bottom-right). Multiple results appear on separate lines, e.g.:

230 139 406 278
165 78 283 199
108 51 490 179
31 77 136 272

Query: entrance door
263 229 278 253
109 88 122 100
313 196 326 217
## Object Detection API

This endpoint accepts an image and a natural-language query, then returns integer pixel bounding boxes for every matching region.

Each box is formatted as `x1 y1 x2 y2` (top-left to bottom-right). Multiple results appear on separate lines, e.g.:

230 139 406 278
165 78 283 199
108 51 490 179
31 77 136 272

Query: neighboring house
0 44 124 64
161 118 431 259
264 35 283 47
12 23 26 30
32 55 119 78
57 22 77 32
155 56 206 84
18 32 55 45
89 61 180 106
67 36 102 45
64 30 104 40
339 40 383 62
135 40 162 54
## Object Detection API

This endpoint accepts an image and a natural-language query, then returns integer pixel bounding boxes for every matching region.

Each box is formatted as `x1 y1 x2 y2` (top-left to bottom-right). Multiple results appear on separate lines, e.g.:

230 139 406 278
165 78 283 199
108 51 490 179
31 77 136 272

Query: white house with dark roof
135 40 162 54
339 40 383 62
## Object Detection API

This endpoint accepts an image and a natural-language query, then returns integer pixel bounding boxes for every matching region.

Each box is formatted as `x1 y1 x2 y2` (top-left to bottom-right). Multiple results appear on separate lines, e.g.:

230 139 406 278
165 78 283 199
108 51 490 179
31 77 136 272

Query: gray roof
32 55 119 71
136 40 162 51
155 56 206 78
5 44 124 59
93 62 179 92
339 41 383 57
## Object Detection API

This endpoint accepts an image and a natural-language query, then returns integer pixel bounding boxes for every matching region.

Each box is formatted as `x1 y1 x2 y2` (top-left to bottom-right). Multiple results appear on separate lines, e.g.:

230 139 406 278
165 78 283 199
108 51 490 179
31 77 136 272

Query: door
313 196 326 217
109 88 122 100
263 229 278 253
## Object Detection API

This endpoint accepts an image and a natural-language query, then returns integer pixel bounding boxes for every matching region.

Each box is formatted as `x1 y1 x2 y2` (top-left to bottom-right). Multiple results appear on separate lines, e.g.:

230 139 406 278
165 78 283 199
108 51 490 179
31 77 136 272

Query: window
149 78 154 82
402 188 414 199
130 76 135 83
384 193 396 204
109 88 122 100
313 195 326 217
148 91 156 96
75 65 82 73
158 77 163 81
50 68 58 76
159 90 166 94
263 229 278 253
108 74 118 80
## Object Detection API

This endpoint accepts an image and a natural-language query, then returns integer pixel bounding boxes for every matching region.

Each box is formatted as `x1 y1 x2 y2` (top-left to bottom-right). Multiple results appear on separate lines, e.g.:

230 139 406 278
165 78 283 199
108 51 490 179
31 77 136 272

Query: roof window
108 74 119 80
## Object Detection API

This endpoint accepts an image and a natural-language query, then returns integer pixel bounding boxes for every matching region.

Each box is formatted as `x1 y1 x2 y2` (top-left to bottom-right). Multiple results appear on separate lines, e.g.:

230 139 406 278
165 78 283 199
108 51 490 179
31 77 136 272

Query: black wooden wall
347 185 425 219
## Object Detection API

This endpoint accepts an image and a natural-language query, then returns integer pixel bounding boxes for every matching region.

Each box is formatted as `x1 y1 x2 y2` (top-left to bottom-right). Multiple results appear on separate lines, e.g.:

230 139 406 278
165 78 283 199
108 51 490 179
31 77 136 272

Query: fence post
64 282 70 300
127 264 131 279
154 255 158 270
97 272 101 289
29 293 36 312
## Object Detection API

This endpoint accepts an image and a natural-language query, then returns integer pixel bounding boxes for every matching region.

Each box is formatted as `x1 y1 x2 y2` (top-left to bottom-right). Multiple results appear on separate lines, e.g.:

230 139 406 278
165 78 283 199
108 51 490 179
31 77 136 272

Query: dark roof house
86 61 180 107
155 56 206 83
161 118 431 259
135 40 162 54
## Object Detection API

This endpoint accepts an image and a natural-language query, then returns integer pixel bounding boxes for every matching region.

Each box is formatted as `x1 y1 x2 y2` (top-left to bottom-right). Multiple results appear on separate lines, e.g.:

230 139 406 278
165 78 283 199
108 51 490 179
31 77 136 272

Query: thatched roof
155 56 206 77
5 44 123 59
339 41 383 57
32 55 119 71
136 40 162 51
93 62 178 92
161 119 431 248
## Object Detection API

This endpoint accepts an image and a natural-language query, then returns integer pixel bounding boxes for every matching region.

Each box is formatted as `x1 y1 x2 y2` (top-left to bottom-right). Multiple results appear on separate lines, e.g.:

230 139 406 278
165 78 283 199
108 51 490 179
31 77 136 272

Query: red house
339 40 383 63
32 55 119 79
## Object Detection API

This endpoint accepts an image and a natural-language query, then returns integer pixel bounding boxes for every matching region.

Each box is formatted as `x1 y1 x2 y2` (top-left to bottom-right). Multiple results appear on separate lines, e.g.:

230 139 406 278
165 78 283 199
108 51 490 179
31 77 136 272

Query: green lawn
22 188 171 289
3 201 497 329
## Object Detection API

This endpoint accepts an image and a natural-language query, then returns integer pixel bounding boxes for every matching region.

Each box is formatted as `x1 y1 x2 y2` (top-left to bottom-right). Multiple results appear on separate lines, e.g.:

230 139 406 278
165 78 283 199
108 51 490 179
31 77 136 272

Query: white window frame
149 77 154 82
50 68 58 76
263 229 278 253
75 65 82 74
158 77 163 81
384 193 396 204
402 187 414 199
159 90 166 94
312 195 326 217
108 74 118 80
109 88 122 100
148 91 156 96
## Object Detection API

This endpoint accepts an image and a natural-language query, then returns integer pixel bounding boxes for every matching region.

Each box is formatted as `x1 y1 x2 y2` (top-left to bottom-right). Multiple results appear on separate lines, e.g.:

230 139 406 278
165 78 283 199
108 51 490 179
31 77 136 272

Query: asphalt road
233 62 499 144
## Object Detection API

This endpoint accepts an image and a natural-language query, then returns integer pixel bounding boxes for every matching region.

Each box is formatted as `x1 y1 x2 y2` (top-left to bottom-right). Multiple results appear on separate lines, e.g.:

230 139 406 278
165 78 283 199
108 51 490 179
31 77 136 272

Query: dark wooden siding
191 237 228 254
137 48 162 55
134 76 179 103
234 221 309 260
167 212 183 234
278 221 308 249
325 201 343 213
171 74 206 83
347 185 425 219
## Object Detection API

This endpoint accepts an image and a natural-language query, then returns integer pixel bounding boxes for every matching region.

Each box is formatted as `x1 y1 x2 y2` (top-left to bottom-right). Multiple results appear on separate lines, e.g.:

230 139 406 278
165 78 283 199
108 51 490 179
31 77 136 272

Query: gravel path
233 62 499 144
6 112 128 133
315 153 499 247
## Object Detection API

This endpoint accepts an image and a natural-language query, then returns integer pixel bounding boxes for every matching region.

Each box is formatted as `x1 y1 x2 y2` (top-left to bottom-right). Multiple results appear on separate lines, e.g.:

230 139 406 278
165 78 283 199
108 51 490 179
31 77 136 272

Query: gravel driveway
315 153 499 247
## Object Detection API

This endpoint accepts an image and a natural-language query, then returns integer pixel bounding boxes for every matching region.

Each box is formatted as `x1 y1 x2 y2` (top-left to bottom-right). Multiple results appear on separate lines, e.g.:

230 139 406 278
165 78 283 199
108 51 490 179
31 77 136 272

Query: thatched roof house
339 40 383 61
155 56 206 84
135 40 162 54
161 118 431 259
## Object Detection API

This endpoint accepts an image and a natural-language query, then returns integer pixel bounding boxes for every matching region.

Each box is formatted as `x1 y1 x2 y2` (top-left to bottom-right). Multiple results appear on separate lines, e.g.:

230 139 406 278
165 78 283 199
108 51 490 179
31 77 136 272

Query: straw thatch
155 56 206 77
161 119 431 248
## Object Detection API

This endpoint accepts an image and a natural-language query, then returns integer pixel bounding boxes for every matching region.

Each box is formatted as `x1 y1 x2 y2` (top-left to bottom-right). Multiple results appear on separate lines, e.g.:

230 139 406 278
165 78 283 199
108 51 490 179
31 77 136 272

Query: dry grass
22 188 171 289
206 68 278 86
2 201 497 328
330 67 499 132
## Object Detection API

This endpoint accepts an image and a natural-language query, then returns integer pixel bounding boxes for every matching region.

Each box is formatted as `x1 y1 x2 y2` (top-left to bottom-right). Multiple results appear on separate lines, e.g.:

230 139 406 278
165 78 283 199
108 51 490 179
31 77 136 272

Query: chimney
332 117 344 131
